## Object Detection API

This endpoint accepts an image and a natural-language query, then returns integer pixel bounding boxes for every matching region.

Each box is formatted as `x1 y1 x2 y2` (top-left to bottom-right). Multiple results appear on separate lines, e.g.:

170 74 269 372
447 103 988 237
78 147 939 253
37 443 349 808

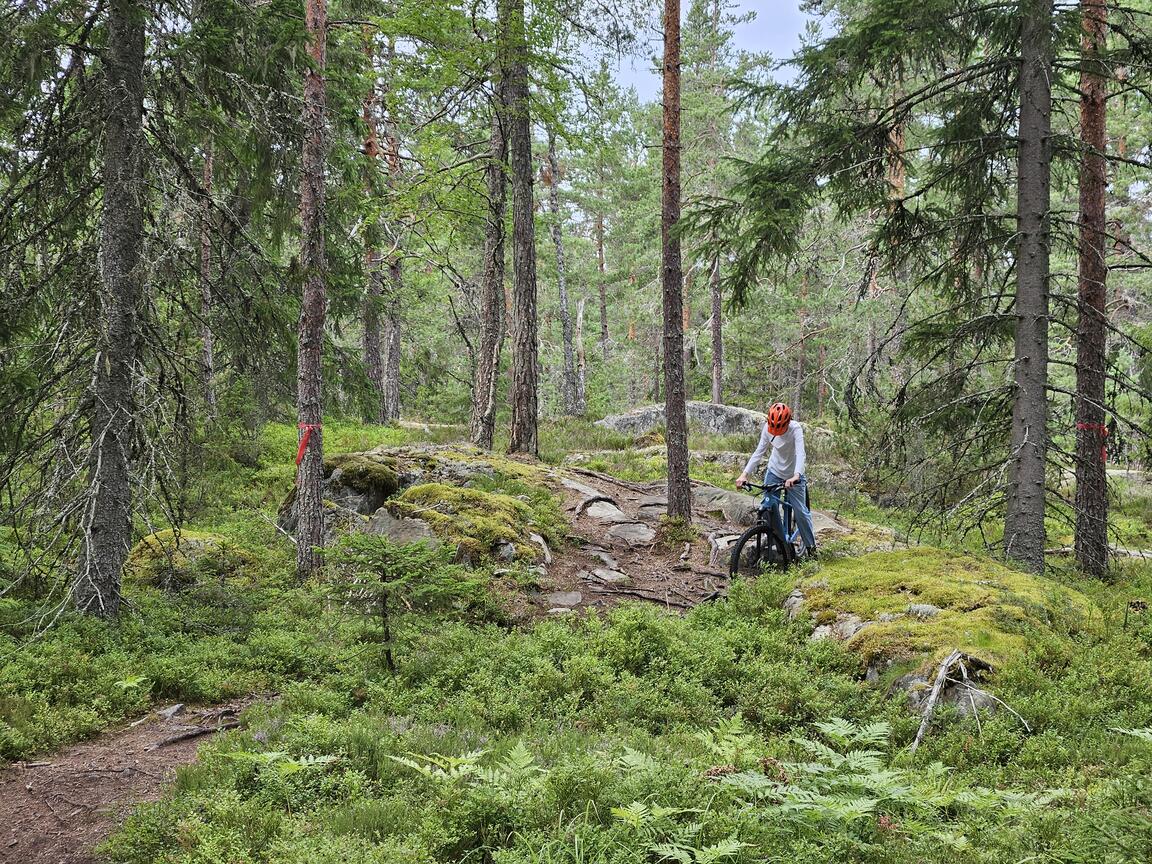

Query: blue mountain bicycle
729 481 810 577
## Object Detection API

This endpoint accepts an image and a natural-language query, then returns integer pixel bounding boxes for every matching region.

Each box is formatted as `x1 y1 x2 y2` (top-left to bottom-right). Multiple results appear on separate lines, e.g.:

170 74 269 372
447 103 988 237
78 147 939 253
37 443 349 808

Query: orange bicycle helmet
766 402 792 435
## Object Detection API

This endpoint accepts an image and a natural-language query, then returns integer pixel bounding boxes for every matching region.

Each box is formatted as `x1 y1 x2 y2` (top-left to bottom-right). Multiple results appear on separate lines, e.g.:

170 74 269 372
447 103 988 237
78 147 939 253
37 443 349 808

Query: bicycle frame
743 481 801 549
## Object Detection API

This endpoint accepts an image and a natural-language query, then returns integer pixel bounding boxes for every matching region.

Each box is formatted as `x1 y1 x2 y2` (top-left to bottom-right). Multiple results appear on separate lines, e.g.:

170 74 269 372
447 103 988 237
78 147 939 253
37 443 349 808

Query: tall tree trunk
361 35 386 423
76 0 145 618
1004 0 1053 572
662 0 692 519
817 342 827 417
709 256 723 403
505 0 539 455
382 48 403 423
383 264 402 421
548 129 578 415
707 0 724 406
795 272 808 413
595 207 609 360
575 296 587 413
469 85 508 449
199 145 217 422
1074 0 1109 578
295 0 329 578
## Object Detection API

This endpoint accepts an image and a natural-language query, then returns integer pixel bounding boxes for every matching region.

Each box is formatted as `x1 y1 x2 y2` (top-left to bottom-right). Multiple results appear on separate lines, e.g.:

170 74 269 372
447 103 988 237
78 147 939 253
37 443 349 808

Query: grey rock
585 500 633 524
561 476 605 498
605 522 657 546
587 549 620 569
783 589 806 620
908 603 941 619
529 533 553 564
365 510 441 549
811 614 869 642
587 568 630 586
595 401 766 437
878 612 905 623
495 541 518 561
157 703 185 720
544 591 582 607
548 607 576 616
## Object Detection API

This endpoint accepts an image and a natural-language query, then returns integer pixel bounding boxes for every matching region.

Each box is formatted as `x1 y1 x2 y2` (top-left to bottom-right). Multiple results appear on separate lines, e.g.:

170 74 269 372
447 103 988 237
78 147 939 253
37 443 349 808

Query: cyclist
735 402 817 557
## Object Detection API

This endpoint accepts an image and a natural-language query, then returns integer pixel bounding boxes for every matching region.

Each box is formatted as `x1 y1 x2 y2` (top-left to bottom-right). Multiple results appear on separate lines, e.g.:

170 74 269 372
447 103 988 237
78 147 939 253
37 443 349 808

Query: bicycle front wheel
729 522 793 577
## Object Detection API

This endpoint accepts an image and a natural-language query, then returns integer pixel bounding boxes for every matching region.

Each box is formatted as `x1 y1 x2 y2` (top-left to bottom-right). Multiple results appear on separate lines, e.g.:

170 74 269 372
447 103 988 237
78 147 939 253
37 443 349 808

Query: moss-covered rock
794 547 1098 675
127 530 251 591
388 482 554 563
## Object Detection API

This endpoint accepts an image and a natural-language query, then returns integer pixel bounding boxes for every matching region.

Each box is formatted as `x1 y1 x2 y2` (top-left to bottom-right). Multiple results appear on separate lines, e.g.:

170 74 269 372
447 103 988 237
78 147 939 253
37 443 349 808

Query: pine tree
295 0 330 578
76 0 146 618
663 0 692 519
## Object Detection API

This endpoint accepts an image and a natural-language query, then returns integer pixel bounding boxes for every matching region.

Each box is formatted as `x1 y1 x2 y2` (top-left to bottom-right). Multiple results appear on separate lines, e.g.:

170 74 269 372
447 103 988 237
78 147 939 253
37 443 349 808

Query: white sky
613 0 815 98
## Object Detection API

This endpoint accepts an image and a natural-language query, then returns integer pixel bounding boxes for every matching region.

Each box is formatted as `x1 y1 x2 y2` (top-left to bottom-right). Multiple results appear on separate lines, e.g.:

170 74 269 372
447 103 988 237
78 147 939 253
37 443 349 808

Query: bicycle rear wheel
729 522 793 577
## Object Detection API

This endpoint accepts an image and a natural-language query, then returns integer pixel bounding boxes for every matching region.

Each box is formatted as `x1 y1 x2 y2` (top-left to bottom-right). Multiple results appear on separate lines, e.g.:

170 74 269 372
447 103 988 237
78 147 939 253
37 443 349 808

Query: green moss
126 529 252 589
323 453 401 497
389 483 550 562
799 547 1098 672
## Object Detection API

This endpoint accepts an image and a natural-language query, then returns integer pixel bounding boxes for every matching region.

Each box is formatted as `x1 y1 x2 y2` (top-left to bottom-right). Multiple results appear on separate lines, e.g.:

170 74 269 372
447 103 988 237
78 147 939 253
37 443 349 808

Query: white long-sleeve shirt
743 419 806 479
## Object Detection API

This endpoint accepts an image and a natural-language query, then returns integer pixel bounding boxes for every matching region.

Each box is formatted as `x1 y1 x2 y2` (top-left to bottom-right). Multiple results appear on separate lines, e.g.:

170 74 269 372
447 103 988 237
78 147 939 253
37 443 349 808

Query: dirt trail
0 698 254 864
526 468 851 617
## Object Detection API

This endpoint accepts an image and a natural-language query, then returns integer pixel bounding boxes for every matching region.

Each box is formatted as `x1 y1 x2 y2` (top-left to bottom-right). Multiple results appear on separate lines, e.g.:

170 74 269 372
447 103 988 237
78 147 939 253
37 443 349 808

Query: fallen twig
148 721 240 750
911 649 963 754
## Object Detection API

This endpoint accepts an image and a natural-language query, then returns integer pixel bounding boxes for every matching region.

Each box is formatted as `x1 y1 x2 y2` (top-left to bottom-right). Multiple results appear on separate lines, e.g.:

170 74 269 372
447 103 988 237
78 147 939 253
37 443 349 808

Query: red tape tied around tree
1076 422 1109 464
296 423 322 466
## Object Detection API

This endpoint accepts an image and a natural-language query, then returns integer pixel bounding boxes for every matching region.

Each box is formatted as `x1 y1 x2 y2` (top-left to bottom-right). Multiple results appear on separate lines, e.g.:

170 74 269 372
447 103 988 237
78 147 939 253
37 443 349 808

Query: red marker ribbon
1076 421 1109 464
296 422 322 465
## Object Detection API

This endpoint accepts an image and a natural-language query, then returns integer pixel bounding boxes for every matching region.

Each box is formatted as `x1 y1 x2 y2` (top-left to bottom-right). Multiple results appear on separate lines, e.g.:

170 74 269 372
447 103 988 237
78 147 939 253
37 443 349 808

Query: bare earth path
0 698 253 864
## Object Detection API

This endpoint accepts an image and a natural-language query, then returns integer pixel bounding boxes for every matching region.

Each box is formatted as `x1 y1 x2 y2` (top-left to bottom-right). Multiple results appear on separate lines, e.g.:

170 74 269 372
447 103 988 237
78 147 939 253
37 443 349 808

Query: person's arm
737 423 771 487
785 423 806 488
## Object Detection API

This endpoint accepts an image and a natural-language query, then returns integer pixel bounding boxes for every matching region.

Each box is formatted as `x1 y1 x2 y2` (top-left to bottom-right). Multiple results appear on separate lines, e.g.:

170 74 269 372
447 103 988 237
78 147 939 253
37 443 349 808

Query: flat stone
811 511 851 536
783 589 805 620
588 568 630 586
157 703 185 720
561 476 605 498
587 549 620 569
544 591 582 607
585 501 633 524
605 522 657 546
908 603 941 619
548 607 575 616
366 510 441 549
495 541 517 561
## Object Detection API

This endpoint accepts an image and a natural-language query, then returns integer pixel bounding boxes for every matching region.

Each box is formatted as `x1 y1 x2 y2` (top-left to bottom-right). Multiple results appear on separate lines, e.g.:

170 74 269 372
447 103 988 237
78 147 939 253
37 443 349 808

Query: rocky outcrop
127 530 250 591
595 401 767 437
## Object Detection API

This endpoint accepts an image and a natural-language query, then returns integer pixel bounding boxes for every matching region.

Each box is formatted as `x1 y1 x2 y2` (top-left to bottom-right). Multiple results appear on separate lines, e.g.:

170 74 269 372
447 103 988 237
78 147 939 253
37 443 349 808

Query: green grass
4 418 1152 863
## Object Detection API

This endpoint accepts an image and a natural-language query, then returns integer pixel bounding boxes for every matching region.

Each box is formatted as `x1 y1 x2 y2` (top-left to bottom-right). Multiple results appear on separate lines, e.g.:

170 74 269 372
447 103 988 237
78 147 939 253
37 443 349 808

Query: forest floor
0 697 256 864
524 467 853 618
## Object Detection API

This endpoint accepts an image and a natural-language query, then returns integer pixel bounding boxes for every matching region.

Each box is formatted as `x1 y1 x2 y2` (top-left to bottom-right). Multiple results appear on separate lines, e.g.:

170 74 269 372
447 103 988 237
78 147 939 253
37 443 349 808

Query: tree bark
595 207 609 361
1004 0 1053 573
361 35 386 424
1073 0 1109 578
199 145 217 422
76 0 145 618
548 129 578 415
662 0 692 519
382 50 403 423
295 0 329 578
505 0 539 455
709 256 723 403
575 296 587 413
795 272 808 413
469 84 508 450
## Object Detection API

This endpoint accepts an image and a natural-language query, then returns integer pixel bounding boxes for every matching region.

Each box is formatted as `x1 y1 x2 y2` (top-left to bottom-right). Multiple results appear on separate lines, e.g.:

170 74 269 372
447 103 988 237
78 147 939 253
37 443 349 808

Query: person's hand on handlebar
784 473 800 490
735 473 748 490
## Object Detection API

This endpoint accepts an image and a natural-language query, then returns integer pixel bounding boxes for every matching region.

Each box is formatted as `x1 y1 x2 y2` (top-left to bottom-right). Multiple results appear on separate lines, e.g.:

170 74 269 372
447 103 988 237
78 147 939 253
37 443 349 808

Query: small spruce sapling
323 534 482 672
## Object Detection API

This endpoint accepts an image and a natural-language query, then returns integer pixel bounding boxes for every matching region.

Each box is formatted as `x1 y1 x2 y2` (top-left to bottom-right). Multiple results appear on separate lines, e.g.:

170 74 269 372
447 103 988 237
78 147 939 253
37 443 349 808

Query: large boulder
595 401 766 438
785 547 1098 677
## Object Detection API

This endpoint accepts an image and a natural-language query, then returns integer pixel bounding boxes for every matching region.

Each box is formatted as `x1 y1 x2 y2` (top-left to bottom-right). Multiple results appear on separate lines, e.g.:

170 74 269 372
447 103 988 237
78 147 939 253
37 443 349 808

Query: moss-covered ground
2 419 1152 863
797 547 1098 672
